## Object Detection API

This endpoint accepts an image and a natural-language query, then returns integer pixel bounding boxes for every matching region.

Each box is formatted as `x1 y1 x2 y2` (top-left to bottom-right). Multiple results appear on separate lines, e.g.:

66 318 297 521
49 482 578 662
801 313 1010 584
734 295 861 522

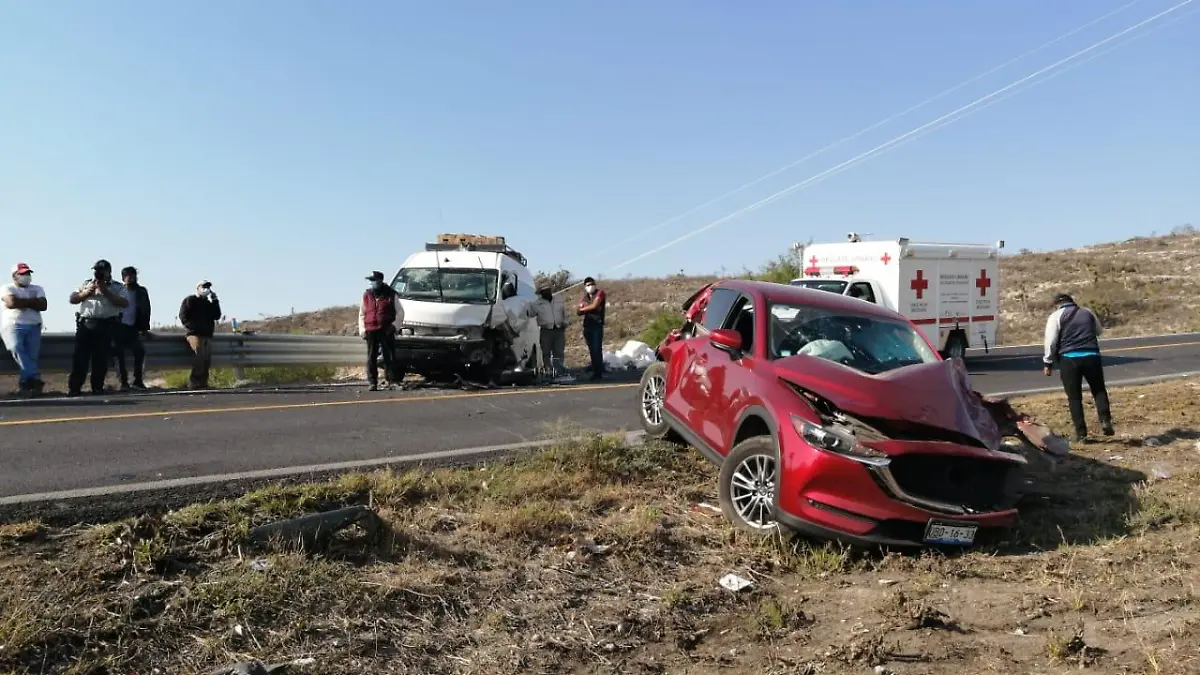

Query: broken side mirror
710 328 744 359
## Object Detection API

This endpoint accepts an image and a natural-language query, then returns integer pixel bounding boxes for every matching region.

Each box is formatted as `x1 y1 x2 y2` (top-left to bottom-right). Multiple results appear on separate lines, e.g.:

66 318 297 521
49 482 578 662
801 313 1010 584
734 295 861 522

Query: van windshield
392 268 499 304
768 302 939 375
790 279 848 294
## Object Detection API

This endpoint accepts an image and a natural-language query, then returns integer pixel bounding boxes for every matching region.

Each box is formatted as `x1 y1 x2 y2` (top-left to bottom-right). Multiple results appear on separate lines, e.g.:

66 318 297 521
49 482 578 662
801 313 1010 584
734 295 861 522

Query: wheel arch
733 405 780 453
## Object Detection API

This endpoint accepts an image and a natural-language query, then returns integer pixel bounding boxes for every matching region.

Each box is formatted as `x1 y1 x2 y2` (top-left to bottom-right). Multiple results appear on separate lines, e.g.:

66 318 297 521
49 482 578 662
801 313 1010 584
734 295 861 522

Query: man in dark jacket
358 271 403 391
115 266 152 391
576 276 606 381
179 280 222 389
1043 292 1114 441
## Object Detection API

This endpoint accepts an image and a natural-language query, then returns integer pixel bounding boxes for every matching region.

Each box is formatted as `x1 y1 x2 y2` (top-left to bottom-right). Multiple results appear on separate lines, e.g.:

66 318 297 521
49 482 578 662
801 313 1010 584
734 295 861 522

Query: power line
580 0 1150 263
603 0 1196 275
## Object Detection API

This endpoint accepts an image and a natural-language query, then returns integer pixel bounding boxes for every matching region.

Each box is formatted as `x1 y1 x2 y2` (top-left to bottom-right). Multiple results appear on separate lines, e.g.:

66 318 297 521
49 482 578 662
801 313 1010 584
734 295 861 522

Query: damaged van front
391 235 540 383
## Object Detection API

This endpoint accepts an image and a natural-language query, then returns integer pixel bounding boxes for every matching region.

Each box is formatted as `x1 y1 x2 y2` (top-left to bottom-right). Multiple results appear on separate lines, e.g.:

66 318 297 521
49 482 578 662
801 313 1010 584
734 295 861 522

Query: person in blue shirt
1042 293 1114 441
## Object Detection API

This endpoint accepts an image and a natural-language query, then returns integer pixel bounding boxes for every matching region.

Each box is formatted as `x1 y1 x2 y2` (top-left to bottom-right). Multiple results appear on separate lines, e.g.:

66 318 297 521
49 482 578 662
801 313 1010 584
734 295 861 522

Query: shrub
534 269 573 292
639 309 681 348
162 365 341 389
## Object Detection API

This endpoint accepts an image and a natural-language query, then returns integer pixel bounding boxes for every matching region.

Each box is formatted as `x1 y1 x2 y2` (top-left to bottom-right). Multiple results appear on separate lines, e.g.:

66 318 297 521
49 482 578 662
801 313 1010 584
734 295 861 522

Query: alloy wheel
641 374 665 426
729 454 778 530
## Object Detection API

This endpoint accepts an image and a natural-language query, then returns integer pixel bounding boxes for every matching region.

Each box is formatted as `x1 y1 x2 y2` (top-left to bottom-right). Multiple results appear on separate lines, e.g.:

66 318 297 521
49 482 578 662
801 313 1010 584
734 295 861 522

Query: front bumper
393 335 491 368
776 425 1024 547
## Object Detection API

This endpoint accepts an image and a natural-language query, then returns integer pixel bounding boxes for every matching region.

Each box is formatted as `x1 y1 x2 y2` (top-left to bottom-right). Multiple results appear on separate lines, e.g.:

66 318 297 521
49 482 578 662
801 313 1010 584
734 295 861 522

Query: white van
790 235 1003 360
391 234 540 383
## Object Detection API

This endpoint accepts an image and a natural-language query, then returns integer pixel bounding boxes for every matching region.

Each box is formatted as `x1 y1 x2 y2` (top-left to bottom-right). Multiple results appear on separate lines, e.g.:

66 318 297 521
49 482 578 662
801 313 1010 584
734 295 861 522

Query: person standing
115 266 152 391
179 280 222 389
577 276 606 381
1 263 48 396
358 271 403 391
526 281 568 378
1043 292 1114 441
68 259 129 396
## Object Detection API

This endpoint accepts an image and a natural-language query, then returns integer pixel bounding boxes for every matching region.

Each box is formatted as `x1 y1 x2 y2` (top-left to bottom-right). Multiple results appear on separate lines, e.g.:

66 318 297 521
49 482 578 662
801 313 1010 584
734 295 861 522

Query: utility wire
581 0 1150 264
600 0 1196 276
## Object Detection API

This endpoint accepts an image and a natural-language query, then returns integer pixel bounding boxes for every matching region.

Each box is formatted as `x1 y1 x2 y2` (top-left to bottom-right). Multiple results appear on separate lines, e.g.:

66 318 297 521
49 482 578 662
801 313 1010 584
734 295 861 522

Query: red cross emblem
880 252 891 265
976 269 992 297
804 255 820 276
910 270 929 299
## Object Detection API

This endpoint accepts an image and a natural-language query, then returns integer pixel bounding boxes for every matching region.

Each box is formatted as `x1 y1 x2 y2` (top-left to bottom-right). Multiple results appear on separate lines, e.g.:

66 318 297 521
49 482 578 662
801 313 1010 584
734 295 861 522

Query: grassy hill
242 227 1200 363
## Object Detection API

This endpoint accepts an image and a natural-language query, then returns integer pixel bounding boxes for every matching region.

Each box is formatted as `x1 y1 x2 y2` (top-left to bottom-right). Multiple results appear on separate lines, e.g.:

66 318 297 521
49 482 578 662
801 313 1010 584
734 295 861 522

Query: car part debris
247 504 380 549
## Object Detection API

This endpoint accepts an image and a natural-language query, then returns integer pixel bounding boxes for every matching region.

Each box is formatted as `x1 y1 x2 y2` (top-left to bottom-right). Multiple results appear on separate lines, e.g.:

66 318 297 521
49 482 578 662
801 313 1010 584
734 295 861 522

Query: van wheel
942 332 968 361
638 361 681 443
718 436 782 535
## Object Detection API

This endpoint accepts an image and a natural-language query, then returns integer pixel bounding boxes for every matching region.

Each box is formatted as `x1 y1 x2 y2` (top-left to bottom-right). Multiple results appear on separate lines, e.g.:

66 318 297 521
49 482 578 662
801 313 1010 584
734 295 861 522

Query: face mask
15 274 31 287
584 285 595 294
370 280 384 291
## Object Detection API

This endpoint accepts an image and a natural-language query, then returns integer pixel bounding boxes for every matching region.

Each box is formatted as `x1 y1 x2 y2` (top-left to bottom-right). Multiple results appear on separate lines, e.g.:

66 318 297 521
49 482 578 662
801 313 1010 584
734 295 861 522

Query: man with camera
179 280 223 389
67 259 130 396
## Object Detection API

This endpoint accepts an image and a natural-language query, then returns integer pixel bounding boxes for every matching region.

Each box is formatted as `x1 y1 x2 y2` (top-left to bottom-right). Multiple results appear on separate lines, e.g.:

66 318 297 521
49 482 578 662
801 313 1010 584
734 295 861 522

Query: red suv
638 279 1065 549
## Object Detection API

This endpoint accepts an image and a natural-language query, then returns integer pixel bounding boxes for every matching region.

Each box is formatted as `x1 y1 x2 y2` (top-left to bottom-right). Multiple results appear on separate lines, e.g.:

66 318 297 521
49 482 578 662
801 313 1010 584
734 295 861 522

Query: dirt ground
1 380 1199 674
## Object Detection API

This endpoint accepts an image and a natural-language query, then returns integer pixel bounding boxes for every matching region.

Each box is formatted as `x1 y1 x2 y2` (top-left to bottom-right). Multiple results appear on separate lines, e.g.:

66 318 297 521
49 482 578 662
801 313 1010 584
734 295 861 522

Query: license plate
923 520 978 546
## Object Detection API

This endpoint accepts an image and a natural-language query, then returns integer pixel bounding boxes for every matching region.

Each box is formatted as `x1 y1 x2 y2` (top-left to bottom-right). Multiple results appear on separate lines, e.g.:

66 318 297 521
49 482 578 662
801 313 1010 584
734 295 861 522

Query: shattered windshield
392 268 499 305
768 302 938 374
790 279 848 294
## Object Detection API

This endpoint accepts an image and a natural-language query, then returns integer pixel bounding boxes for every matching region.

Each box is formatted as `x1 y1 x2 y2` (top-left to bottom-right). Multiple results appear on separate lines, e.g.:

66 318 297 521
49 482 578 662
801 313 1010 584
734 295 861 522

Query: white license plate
923 520 978 546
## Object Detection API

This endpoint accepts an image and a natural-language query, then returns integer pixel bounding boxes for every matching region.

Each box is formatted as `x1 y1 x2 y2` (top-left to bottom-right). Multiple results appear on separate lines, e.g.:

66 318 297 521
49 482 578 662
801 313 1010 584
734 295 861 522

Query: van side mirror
501 281 516 299
710 328 744 358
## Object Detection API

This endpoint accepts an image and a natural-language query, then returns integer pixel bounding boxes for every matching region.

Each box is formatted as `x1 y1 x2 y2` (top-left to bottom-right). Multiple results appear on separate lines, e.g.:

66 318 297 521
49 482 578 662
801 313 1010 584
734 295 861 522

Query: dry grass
2 379 1200 673
241 230 1200 365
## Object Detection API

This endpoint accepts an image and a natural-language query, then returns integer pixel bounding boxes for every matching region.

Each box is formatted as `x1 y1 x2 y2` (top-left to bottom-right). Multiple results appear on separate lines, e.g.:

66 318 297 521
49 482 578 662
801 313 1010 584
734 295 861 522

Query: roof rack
424 234 527 267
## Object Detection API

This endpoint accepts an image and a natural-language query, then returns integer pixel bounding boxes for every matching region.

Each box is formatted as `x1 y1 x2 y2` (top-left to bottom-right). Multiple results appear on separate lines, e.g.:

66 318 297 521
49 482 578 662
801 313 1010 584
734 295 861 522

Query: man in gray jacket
1042 293 1114 441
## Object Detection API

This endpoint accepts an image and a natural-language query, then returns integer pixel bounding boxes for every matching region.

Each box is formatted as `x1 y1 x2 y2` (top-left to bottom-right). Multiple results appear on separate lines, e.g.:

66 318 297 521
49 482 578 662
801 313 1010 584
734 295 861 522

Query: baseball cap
93 259 112 271
12 262 32 275
198 280 212 289
366 271 385 282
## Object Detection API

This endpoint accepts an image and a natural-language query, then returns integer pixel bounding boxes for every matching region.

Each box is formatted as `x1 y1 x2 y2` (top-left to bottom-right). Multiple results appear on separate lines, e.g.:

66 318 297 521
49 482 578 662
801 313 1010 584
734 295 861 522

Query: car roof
712 279 910 322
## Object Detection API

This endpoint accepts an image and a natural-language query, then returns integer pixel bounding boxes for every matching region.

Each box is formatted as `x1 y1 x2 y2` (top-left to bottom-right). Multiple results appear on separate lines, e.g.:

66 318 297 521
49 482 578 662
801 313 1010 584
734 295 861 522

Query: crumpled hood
399 300 494 328
775 356 1003 450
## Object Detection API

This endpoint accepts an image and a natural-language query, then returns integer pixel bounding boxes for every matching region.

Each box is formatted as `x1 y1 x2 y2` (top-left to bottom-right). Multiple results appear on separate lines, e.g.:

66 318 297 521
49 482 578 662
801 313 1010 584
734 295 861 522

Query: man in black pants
67 260 130 396
358 271 403 391
1042 292 1114 441
115 266 152 390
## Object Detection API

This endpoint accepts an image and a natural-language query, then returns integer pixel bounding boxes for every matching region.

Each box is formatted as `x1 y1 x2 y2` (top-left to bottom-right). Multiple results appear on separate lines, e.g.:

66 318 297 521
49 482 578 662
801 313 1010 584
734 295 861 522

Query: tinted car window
700 288 740 332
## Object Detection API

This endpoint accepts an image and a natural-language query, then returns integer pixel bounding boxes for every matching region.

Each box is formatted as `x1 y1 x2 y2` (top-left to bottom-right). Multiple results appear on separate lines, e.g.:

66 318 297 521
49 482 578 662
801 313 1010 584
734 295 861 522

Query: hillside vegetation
242 228 1200 363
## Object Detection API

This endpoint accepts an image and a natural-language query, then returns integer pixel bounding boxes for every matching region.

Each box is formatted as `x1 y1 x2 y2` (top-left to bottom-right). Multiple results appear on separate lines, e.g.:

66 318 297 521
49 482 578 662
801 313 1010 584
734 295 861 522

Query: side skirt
664 410 724 466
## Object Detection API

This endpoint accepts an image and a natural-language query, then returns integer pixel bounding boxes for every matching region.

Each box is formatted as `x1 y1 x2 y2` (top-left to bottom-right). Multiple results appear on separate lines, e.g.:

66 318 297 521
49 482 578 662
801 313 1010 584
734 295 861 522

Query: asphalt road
2 333 1198 503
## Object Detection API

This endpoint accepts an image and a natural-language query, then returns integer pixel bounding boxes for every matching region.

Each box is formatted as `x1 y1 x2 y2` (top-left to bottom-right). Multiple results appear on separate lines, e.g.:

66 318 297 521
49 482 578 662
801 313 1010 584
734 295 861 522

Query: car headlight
791 415 890 466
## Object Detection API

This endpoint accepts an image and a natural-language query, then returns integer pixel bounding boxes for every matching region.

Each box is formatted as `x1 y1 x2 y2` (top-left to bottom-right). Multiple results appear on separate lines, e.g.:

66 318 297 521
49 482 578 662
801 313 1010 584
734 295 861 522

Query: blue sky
2 0 1196 331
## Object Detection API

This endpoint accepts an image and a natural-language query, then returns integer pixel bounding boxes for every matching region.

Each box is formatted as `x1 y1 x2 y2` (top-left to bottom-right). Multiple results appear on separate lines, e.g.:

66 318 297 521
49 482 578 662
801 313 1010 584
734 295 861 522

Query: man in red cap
2 262 48 395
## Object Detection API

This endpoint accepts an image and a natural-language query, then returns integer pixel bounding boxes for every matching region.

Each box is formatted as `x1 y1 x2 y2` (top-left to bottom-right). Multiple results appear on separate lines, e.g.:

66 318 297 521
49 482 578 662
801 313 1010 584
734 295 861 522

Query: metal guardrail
0 332 366 375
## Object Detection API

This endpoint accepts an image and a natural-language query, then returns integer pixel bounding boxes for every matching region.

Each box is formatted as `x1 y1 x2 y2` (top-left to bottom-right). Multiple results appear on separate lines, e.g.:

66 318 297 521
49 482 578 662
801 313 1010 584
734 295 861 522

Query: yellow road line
3 339 1196 428
0 382 640 428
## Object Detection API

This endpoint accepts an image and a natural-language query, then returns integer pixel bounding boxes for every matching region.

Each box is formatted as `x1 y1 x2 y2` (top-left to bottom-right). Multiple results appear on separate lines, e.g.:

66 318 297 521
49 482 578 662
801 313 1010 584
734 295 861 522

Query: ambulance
789 234 1003 360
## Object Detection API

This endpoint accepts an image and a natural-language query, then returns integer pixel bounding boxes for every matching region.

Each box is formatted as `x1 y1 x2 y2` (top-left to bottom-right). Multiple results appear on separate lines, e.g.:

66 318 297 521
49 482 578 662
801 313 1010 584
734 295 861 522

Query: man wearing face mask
68 259 130 396
2 263 48 396
577 276 607 381
115 266 152 391
526 281 568 379
179 281 223 389
358 271 404 391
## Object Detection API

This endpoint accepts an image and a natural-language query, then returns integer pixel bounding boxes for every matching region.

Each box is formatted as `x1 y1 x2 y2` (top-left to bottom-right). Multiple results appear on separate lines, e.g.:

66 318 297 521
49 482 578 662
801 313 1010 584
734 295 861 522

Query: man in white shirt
1 262 48 396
